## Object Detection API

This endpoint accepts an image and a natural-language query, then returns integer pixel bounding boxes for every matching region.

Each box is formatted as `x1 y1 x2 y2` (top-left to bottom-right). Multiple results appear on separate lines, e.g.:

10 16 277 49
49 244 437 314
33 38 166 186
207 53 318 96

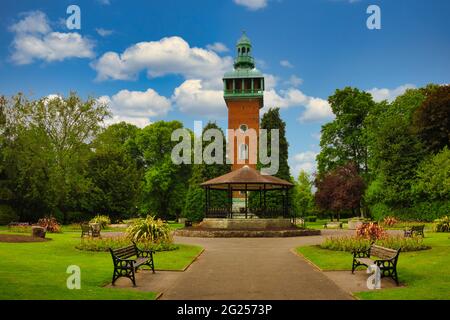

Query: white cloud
263 74 279 90
367 84 416 102
9 11 94 65
292 151 318 177
285 75 303 87
99 88 171 128
95 28 113 37
91 36 233 86
172 80 226 118
262 87 333 122
280 60 293 68
234 0 268 10
299 97 334 122
206 42 229 53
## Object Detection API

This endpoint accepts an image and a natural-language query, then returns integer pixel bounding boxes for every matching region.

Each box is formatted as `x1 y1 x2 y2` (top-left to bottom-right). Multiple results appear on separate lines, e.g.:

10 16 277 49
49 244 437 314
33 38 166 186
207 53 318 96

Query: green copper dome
236 32 252 47
222 32 264 103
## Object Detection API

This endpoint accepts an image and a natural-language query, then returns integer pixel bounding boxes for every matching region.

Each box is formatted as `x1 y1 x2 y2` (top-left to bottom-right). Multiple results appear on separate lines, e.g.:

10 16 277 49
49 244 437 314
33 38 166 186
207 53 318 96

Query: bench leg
351 259 357 274
111 268 118 286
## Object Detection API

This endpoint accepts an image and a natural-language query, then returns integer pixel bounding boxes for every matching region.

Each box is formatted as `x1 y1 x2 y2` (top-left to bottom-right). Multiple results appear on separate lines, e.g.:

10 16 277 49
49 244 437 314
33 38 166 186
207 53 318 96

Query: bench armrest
112 257 135 269
135 246 155 258
352 248 370 258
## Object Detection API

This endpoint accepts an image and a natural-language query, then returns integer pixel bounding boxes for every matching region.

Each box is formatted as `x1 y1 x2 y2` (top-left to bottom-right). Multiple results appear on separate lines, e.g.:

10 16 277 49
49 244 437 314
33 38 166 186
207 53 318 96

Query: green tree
136 121 191 219
1 93 109 222
412 147 450 201
292 170 314 217
413 85 450 154
184 122 230 221
365 88 427 209
317 87 375 178
254 108 292 210
87 149 140 222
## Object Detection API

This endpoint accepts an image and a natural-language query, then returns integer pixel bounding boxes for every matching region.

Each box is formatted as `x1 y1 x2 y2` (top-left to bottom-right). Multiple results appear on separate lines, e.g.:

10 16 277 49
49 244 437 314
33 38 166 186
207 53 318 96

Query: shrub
76 236 178 252
0 205 19 225
305 215 317 222
8 225 31 233
320 235 429 252
90 215 111 229
382 216 398 227
356 222 386 240
38 216 61 233
434 216 450 232
126 216 172 248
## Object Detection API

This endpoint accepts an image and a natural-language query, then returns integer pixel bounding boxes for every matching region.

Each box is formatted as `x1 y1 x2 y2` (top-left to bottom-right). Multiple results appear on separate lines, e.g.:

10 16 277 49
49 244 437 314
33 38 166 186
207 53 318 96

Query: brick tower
223 32 265 172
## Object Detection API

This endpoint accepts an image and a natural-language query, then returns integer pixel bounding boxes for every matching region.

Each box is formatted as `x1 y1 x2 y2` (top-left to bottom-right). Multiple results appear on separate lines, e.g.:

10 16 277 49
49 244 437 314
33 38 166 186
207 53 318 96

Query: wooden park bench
351 244 401 285
109 242 155 286
80 223 101 238
404 225 425 237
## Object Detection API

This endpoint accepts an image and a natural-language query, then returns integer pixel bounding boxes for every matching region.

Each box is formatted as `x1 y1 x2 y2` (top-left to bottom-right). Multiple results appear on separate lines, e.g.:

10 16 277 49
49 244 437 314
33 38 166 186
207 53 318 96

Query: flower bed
320 235 429 252
75 236 178 252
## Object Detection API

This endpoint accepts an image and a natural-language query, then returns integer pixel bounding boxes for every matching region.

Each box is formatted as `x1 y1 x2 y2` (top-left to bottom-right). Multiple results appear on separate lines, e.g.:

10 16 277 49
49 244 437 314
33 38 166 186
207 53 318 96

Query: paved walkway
158 234 353 300
108 230 404 299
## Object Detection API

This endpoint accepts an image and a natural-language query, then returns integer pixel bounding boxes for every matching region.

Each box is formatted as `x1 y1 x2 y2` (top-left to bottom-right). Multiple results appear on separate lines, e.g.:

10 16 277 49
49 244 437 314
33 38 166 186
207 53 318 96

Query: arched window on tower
239 143 249 160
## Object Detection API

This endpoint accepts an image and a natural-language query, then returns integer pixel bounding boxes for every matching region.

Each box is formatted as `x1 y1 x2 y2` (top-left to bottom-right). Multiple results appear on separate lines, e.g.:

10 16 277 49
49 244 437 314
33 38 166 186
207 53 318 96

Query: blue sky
1 0 449 177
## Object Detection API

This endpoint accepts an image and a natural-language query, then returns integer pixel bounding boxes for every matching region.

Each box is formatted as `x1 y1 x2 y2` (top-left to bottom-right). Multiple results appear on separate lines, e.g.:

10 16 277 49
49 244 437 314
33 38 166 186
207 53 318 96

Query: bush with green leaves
126 215 172 248
75 236 178 252
0 205 18 225
89 215 111 229
320 235 429 252
434 216 450 232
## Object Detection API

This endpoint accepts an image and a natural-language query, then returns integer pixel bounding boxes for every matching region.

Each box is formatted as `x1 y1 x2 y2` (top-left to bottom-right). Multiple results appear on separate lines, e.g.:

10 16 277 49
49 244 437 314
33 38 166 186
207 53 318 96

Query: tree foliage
315 162 365 221
413 85 450 154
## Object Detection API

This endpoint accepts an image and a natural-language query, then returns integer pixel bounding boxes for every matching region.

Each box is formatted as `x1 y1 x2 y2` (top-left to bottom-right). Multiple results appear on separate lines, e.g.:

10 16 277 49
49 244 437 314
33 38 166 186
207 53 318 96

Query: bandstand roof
200 165 293 191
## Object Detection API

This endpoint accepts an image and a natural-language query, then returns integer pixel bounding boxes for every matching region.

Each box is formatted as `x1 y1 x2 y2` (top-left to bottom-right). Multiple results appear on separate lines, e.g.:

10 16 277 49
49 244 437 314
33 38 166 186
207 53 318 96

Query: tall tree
2 93 109 222
184 122 230 221
260 108 290 180
88 122 142 222
136 121 191 219
317 87 375 178
413 85 450 154
254 108 292 210
315 162 365 221
365 88 428 209
292 170 314 217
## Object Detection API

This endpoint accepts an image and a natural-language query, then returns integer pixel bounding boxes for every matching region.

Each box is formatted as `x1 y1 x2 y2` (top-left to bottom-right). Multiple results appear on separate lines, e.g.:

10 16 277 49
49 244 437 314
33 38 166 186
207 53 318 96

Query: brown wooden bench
80 223 101 238
404 225 424 237
352 244 401 285
109 242 155 286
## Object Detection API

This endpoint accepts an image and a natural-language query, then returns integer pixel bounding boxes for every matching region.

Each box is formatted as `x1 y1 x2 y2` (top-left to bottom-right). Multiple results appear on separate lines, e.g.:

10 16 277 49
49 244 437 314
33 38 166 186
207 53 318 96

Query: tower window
239 143 249 160
239 124 248 132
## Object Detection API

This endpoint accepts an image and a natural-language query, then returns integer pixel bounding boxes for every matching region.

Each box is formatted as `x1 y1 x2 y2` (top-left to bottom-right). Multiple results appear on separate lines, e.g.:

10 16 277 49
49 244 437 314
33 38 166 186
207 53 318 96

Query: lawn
0 231 202 300
300 218 349 230
296 232 450 300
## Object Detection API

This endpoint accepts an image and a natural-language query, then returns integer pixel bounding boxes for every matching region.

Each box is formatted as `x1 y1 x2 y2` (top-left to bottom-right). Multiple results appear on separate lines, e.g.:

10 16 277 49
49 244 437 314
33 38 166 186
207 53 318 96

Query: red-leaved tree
314 162 365 221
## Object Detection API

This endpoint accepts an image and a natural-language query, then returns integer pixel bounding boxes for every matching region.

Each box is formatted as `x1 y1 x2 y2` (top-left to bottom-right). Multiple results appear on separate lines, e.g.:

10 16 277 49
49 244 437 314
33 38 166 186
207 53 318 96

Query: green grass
299 218 349 230
0 231 202 300
297 232 450 299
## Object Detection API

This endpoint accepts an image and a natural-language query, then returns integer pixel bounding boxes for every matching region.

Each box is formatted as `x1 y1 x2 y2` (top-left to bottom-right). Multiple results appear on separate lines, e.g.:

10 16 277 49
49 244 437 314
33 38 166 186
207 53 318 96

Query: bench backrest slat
411 225 424 232
111 245 136 259
370 244 398 260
